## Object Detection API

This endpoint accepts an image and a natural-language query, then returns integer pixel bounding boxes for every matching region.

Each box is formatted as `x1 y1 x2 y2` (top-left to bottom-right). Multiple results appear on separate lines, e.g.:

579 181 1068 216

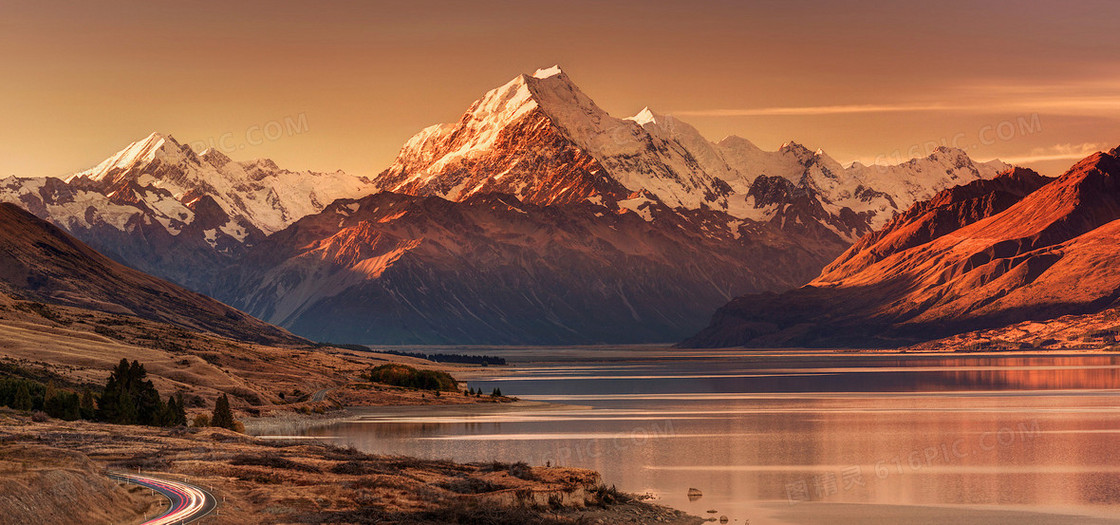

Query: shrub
590 484 628 507
229 454 322 473
192 413 211 427
366 364 458 392
508 461 535 480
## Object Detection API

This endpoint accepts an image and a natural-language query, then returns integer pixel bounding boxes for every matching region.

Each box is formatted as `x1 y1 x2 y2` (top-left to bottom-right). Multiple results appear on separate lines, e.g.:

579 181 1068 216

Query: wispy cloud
673 94 1120 118
672 103 951 117
997 143 1106 164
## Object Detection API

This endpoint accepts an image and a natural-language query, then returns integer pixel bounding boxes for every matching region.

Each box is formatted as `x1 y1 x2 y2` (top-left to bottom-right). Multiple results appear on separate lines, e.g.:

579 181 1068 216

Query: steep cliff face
682 148 1120 348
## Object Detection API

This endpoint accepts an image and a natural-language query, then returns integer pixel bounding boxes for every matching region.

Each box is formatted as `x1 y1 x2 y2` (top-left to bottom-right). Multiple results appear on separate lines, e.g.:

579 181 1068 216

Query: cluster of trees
381 350 507 366
96 359 186 426
466 387 502 397
366 364 459 392
0 376 94 421
1 359 239 432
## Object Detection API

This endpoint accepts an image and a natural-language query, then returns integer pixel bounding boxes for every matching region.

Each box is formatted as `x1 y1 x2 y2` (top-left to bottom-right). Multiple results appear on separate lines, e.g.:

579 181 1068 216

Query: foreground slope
1 414 702 525
682 147 1120 348
0 202 300 345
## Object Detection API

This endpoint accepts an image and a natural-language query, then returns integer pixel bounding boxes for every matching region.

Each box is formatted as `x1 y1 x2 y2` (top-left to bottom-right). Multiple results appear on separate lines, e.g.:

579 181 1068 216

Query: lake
276 348 1120 524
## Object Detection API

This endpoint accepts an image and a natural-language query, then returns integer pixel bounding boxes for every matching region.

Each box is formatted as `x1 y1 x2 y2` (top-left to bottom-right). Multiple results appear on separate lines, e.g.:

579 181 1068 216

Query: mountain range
682 146 1120 348
1 133 375 291
2 66 1012 345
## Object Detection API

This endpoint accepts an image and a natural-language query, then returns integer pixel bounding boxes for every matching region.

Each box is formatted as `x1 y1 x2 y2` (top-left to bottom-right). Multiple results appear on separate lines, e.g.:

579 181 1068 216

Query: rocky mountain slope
0 202 302 345
0 134 374 291
220 192 831 344
682 146 1120 348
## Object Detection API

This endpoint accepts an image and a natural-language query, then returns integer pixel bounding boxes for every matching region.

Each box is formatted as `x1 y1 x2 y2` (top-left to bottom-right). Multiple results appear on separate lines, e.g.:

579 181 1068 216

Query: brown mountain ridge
0 202 302 345
682 146 1120 348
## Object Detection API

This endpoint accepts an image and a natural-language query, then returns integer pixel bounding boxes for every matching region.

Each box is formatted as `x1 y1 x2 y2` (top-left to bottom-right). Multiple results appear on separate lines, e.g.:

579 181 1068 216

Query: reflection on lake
271 350 1120 524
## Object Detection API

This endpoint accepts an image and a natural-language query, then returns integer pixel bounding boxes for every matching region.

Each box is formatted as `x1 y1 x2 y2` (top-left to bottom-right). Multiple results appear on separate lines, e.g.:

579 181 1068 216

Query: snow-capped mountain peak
378 67 1008 243
67 132 188 184
379 67 736 212
532 65 563 79
627 107 658 126
3 130 378 272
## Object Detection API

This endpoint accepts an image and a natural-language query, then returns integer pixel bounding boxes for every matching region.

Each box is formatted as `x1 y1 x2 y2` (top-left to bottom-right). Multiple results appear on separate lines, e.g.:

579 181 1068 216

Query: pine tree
174 393 187 426
98 359 138 424
163 393 187 427
211 394 236 430
44 390 65 418
79 388 96 420
136 380 164 426
63 392 81 421
12 382 32 411
44 381 57 408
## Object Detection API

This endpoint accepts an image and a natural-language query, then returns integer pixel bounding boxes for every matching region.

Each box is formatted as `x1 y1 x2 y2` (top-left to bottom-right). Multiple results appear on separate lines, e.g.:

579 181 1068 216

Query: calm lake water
277 348 1120 524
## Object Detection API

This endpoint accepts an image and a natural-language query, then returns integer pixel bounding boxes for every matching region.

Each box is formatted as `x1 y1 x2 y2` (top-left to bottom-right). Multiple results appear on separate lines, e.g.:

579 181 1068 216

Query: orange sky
2 0 1119 178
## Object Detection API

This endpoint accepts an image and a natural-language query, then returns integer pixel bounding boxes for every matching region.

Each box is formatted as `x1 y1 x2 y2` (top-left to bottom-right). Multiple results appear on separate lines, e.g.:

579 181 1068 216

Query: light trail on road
109 472 216 524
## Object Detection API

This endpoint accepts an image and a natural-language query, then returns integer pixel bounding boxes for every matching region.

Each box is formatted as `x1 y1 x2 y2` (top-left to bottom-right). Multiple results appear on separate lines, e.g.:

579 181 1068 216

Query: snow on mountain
0 175 187 233
707 138 1009 237
848 147 1011 216
681 144 1120 349
66 132 376 238
379 66 1009 242
379 66 734 213
0 133 375 291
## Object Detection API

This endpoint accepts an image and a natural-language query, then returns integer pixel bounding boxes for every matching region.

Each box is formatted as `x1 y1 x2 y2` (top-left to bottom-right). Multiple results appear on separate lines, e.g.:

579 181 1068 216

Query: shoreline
244 398 587 436
0 409 704 525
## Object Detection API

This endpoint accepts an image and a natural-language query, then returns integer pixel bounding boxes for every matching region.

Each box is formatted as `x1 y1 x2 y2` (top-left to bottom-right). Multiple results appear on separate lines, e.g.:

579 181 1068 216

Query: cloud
673 94 1120 118
671 103 951 117
997 143 1106 164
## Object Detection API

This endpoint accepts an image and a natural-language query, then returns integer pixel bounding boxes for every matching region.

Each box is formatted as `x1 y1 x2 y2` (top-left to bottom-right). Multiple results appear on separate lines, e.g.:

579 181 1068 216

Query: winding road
109 472 216 524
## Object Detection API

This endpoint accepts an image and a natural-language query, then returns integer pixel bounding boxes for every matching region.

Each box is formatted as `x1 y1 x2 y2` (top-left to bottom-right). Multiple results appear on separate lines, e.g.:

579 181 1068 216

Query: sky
2 0 1119 178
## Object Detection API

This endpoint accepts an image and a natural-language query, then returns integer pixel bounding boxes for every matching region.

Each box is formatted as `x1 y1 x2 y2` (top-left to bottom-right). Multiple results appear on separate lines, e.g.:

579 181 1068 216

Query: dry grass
0 443 163 525
0 411 700 525
0 297 507 416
